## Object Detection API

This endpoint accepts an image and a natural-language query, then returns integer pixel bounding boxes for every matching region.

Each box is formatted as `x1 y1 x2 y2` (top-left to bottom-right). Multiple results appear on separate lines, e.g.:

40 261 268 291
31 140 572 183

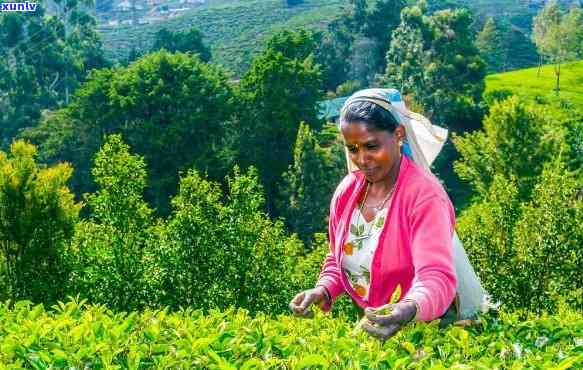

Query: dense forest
0 0 582 367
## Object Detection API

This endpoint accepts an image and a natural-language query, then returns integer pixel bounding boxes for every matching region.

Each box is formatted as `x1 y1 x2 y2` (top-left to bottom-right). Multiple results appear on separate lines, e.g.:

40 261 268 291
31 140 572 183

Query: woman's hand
289 286 329 318
360 301 417 341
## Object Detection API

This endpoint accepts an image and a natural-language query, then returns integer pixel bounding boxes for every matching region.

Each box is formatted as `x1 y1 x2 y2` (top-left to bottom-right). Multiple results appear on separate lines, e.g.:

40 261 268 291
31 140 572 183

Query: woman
289 88 488 340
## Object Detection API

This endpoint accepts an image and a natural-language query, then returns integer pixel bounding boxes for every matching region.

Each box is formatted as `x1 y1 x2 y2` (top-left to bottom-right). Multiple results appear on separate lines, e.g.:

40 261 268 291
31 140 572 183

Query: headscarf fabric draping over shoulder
339 88 492 321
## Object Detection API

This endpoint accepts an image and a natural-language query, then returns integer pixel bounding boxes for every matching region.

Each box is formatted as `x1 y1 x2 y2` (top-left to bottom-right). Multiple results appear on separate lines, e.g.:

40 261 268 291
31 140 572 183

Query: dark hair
340 101 399 133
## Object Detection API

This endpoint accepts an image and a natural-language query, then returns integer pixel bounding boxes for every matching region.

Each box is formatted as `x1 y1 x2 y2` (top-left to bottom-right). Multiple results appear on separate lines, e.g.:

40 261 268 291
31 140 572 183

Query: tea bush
145 166 304 315
67 135 156 311
0 141 80 303
0 298 581 369
458 164 582 313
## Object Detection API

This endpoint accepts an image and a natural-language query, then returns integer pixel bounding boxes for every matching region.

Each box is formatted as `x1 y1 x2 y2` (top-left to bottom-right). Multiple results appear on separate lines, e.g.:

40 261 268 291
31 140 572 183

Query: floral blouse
341 200 392 301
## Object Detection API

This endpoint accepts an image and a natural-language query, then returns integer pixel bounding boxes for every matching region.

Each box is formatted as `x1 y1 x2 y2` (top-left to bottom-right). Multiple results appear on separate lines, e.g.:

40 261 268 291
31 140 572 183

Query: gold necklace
353 182 396 241
363 184 396 212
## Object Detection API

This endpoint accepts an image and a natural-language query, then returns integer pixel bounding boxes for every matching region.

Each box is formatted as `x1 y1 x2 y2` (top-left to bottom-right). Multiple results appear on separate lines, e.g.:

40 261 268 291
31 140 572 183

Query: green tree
533 3 583 91
0 141 80 303
454 97 567 200
237 29 324 214
278 123 344 247
455 97 582 313
68 135 155 310
315 19 353 92
476 17 504 73
151 26 211 62
344 0 369 34
23 51 235 215
0 0 108 145
384 4 486 130
362 0 406 73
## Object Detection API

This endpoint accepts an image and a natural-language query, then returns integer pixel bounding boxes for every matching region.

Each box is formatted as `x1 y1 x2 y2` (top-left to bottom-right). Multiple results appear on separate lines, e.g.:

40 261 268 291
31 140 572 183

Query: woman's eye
347 146 358 153
365 144 378 150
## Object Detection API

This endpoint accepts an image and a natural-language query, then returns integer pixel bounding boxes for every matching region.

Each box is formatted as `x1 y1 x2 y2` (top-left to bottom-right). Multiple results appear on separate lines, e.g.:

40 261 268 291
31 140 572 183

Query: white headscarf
339 88 448 172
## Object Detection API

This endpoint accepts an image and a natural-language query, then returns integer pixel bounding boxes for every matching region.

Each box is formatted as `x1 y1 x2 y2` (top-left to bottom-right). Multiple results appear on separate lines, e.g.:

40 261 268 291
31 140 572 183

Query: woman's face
340 121 405 183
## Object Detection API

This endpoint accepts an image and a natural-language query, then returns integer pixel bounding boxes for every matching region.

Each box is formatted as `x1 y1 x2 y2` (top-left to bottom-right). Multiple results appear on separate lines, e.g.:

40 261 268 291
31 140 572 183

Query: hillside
98 0 347 75
97 0 581 75
485 60 583 112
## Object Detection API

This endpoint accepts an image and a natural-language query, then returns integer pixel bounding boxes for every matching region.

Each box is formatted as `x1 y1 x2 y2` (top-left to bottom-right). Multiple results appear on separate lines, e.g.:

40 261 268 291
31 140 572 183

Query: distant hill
98 0 346 75
485 60 583 113
97 0 580 76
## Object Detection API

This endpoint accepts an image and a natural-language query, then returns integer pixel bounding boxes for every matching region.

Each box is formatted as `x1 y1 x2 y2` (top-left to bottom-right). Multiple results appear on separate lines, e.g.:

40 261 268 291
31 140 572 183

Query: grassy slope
485 60 583 112
98 0 346 75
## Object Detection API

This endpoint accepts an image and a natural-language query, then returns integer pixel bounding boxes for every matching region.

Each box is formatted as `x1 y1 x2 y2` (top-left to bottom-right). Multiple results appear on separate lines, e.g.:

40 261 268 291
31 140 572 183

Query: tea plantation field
98 0 346 75
1 298 582 369
485 60 583 113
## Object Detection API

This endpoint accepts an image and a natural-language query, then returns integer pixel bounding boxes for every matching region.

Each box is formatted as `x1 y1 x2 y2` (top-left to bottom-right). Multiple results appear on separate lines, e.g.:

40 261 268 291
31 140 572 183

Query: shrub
458 162 582 313
482 88 514 108
67 135 155 311
0 141 80 303
278 123 344 248
147 166 303 314
455 97 581 313
0 297 581 368
454 96 567 200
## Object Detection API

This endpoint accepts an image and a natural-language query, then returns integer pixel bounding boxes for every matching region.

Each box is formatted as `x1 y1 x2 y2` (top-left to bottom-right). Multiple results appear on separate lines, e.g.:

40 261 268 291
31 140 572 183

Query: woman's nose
354 150 369 167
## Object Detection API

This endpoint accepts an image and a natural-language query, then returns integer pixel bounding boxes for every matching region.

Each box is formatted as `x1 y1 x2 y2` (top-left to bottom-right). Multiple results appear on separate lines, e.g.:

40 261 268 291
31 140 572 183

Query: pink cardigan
316 155 457 321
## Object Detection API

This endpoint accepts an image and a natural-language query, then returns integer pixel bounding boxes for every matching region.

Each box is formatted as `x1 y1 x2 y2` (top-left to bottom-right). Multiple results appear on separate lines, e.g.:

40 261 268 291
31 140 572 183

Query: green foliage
237 29 324 213
384 4 486 130
335 79 362 97
315 19 353 91
532 3 583 92
362 0 406 73
485 60 583 116
457 163 582 313
454 97 566 199
68 135 155 311
476 17 504 73
23 50 235 215
98 0 346 76
455 97 582 313
0 141 80 303
151 26 211 62
473 14 539 74
147 166 303 314
0 0 108 144
278 123 344 247
0 297 581 368
563 111 583 176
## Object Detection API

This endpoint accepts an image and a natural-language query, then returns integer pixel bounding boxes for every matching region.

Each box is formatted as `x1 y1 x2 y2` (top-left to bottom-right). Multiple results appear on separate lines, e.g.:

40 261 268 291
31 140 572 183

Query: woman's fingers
360 320 401 341
289 291 316 317
289 291 306 314
365 304 399 326
365 301 417 326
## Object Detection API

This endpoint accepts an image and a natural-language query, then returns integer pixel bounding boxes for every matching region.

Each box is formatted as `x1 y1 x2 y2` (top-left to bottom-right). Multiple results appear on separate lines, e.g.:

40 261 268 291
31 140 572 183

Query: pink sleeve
315 193 345 312
402 196 457 321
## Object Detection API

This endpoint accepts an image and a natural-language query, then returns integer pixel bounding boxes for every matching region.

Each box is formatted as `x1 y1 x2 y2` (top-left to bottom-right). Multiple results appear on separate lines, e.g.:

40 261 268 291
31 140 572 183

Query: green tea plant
145 166 304 314
455 98 582 313
0 297 581 369
0 141 80 303
67 135 156 311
